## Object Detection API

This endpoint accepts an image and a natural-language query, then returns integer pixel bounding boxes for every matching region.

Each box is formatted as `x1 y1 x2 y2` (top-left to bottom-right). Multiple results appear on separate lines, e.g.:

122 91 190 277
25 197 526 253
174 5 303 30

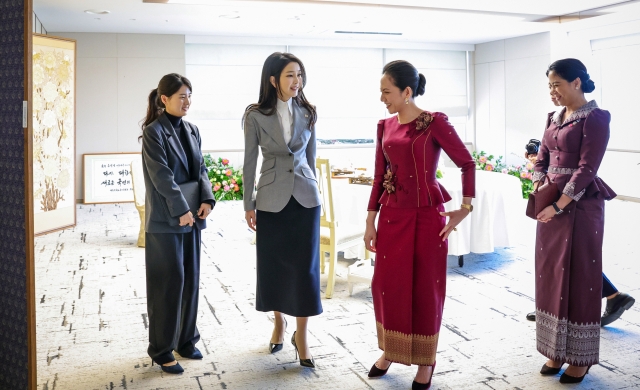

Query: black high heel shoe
559 365 591 384
291 331 315 368
368 359 392 378
152 359 184 374
412 363 435 390
540 362 563 375
177 347 203 360
269 318 288 353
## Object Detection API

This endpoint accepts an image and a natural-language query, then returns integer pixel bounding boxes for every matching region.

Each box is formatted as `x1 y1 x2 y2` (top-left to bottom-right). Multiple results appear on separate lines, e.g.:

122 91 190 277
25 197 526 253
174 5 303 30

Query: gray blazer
142 113 215 233
243 99 321 212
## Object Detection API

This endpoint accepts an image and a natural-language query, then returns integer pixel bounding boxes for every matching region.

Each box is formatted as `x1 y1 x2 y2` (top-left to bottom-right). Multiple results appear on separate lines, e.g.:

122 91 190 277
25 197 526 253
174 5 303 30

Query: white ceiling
33 0 640 45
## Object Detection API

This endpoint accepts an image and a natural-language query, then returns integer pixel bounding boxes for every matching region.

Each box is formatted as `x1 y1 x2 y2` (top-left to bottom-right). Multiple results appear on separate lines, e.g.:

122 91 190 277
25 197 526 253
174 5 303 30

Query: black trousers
145 229 201 364
602 273 618 298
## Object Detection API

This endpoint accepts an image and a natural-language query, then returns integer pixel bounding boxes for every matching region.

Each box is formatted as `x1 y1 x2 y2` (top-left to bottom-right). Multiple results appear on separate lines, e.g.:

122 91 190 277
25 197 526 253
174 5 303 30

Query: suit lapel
290 100 308 147
159 114 189 172
184 121 201 178
257 112 289 151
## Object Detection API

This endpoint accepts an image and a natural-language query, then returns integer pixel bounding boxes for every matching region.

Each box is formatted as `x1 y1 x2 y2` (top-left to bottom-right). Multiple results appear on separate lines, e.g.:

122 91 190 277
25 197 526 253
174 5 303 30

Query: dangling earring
575 86 579 90
405 97 409 105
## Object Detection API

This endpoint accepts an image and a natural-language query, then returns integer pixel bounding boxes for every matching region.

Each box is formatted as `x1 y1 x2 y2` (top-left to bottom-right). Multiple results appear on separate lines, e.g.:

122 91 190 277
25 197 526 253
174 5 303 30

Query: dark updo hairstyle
382 60 426 97
243 52 317 127
139 73 192 139
546 58 595 93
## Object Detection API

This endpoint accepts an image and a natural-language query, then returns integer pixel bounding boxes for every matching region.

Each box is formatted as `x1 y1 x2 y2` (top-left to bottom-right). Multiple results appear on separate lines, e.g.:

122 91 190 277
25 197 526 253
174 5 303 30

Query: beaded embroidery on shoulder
551 100 599 127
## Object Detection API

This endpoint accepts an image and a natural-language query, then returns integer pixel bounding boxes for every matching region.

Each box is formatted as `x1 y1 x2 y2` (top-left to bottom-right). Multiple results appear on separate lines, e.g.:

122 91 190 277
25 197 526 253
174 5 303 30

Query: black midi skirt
256 196 322 317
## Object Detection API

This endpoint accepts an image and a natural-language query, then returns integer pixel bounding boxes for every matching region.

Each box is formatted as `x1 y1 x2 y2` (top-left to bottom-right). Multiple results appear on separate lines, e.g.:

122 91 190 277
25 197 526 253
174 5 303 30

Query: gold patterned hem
376 321 438 366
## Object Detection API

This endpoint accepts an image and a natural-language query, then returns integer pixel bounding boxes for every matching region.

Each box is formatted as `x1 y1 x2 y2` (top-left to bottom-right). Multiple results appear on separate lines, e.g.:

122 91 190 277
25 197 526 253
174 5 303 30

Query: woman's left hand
536 205 556 223
197 203 213 219
439 208 470 241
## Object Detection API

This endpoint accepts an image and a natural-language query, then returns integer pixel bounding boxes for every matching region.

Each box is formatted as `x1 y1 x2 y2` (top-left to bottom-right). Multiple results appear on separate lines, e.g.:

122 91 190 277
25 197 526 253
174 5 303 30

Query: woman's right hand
179 211 195 227
364 223 377 253
245 210 257 231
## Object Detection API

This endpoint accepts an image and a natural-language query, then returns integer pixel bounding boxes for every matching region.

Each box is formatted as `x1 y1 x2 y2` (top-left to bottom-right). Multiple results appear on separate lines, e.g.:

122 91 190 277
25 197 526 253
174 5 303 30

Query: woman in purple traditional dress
533 58 616 384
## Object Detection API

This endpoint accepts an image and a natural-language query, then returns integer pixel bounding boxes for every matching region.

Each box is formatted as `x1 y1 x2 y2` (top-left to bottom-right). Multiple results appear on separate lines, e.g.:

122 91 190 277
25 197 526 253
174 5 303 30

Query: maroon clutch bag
526 174 560 220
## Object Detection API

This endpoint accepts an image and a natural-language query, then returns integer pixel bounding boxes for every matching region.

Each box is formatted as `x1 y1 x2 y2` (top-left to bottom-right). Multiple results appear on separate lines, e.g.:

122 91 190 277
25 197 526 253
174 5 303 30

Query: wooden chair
130 158 145 248
316 158 370 299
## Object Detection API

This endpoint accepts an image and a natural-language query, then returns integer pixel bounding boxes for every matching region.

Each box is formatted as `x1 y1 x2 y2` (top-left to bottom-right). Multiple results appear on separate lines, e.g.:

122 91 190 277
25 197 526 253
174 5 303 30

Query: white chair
347 259 374 296
316 158 370 299
130 158 145 248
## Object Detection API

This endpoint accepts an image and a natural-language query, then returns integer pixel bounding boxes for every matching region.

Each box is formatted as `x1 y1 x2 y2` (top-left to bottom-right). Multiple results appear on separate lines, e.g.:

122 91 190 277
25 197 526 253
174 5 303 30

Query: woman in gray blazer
140 73 215 374
243 52 322 368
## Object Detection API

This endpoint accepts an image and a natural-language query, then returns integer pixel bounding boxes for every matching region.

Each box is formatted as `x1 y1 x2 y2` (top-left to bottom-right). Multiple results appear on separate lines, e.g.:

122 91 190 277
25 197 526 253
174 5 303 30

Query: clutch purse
526 174 559 220
178 180 201 216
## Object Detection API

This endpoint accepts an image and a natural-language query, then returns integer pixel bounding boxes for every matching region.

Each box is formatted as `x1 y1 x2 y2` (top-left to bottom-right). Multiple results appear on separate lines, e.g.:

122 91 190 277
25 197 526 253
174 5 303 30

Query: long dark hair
139 73 193 140
243 52 317 127
546 58 595 93
383 60 426 97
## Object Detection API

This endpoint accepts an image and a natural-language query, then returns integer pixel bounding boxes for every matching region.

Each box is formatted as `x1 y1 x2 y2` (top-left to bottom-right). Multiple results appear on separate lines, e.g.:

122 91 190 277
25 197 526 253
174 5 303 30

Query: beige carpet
35 200 640 389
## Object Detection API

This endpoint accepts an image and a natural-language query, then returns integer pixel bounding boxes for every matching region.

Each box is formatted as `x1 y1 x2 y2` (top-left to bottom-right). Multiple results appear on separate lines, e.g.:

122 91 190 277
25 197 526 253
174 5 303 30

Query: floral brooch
416 111 434 131
383 168 396 194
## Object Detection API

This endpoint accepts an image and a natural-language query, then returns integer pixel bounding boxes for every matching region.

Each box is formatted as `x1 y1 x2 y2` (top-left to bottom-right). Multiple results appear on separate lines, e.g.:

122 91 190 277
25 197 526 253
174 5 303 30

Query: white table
331 168 525 266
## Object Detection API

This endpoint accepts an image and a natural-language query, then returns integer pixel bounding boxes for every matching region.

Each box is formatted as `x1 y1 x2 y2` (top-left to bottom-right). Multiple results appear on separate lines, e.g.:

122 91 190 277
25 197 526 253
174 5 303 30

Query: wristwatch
552 202 564 215
460 204 473 213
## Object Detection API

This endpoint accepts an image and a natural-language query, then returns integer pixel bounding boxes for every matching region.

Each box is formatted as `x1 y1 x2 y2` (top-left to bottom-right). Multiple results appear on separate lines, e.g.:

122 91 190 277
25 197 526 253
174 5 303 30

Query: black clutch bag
178 180 201 216
526 174 559 220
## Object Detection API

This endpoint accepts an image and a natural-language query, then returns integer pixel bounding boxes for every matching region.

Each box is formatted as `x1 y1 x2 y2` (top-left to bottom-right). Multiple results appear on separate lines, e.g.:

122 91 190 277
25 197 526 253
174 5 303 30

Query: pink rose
501 168 508 174
526 162 534 171
230 179 236 184
221 159 229 166
223 185 230 191
526 172 533 180
213 185 221 191
479 156 487 163
520 171 527 178
516 165 521 170
485 163 494 171
225 169 232 176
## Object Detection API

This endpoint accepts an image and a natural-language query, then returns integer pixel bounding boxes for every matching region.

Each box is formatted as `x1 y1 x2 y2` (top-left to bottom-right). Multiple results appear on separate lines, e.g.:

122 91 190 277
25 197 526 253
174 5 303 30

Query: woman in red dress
363 60 475 389
534 58 616 384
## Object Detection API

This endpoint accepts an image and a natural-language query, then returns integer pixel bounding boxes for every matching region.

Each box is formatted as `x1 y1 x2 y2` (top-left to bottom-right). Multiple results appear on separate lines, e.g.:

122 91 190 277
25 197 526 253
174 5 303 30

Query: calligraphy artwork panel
83 153 141 204
33 35 76 235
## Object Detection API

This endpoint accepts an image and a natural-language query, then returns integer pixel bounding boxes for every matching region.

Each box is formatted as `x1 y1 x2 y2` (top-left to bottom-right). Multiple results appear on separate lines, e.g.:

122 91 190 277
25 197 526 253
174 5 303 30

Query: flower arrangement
204 155 244 201
472 151 533 199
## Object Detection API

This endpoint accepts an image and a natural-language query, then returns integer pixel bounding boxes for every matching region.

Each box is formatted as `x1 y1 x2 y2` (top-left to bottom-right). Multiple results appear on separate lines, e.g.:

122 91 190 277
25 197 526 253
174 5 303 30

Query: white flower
55 98 72 120
33 65 45 85
42 82 58 103
222 181 228 185
43 51 56 69
57 169 70 188
43 157 60 177
42 110 57 128
42 136 59 156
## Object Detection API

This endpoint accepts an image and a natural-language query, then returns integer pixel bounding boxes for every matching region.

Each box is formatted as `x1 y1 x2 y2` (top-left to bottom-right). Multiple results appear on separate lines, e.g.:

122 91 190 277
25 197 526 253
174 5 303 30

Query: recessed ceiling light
84 9 110 15
219 11 239 19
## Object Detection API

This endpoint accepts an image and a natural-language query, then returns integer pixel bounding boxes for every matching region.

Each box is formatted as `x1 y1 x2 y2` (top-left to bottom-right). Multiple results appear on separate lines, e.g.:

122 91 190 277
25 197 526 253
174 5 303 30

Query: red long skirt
372 204 447 366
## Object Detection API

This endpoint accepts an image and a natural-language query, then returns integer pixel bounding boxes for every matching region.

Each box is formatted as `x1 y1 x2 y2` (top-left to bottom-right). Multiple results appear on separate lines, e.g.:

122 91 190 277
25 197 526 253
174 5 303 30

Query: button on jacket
243 99 321 213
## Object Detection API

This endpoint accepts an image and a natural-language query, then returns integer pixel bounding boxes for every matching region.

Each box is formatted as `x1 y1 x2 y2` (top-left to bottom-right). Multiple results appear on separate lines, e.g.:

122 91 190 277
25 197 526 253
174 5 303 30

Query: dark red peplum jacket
367 112 475 211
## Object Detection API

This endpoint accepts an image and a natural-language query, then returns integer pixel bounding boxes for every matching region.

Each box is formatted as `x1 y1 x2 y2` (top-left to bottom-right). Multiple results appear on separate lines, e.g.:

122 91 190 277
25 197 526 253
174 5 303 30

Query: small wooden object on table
348 176 373 185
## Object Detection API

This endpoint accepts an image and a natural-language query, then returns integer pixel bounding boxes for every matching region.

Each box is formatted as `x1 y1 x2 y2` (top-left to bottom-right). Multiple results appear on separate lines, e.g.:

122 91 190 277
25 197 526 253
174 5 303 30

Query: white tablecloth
331 168 524 257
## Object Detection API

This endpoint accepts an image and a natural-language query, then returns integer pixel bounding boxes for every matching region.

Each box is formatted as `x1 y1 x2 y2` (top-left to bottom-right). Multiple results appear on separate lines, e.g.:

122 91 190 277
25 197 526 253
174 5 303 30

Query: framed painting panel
83 153 141 204
33 34 76 235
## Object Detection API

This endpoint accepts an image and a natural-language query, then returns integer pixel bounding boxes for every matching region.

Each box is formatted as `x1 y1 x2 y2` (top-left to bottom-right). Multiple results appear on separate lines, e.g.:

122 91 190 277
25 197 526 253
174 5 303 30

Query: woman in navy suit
243 53 321 368
140 73 215 374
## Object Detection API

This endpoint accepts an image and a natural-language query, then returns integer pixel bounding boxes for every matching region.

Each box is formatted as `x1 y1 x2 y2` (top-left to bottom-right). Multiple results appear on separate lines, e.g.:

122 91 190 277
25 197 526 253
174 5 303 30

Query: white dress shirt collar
276 98 293 144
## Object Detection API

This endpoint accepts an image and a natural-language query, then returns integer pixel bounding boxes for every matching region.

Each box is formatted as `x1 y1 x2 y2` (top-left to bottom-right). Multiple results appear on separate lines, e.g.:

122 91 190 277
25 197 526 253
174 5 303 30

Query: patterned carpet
35 200 640 389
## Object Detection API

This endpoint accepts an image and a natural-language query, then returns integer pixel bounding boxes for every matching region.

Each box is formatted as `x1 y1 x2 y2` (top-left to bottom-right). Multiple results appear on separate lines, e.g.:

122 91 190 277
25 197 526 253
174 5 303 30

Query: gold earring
405 97 409 105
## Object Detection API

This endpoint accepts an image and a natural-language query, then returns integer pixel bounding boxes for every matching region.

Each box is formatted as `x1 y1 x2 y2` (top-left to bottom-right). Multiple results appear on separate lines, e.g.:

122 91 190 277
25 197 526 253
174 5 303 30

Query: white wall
49 32 186 201
185 44 471 158
474 32 554 166
549 14 640 199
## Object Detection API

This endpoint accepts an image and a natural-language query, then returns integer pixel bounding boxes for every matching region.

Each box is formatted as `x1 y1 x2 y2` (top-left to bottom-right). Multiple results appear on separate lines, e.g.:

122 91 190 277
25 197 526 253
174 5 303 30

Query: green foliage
204 155 244 201
472 151 534 199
